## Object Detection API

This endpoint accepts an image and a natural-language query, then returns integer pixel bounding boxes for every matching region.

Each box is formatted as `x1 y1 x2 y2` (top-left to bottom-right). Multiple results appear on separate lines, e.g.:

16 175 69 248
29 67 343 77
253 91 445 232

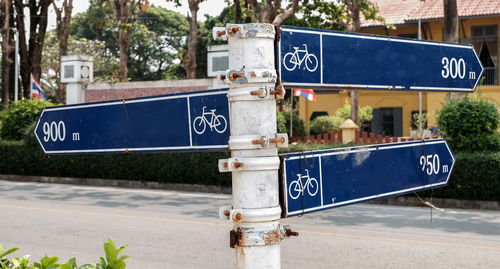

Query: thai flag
293 88 316 102
31 74 47 100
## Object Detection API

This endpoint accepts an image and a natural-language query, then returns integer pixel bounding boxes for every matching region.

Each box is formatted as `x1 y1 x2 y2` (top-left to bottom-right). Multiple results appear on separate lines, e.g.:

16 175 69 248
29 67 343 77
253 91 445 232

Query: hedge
1 135 499 201
0 132 231 187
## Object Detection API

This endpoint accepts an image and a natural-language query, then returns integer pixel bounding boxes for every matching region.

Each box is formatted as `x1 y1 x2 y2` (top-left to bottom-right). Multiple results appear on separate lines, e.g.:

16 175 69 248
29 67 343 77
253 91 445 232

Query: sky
48 0 227 29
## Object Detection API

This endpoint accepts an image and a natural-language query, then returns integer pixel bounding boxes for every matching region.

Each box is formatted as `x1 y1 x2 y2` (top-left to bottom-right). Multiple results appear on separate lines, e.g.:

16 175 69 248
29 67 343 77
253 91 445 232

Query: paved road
0 180 499 268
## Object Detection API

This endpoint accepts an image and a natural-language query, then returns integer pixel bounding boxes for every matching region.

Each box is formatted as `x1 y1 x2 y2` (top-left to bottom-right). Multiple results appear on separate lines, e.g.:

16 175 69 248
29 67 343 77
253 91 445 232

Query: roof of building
361 0 500 28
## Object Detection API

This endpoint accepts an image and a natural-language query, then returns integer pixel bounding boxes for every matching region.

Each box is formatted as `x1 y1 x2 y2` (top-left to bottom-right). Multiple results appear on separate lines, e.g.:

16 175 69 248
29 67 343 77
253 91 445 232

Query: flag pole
290 89 293 138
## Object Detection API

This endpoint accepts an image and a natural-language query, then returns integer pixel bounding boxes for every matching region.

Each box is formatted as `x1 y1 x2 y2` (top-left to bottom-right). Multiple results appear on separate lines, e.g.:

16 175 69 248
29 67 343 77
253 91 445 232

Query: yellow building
297 0 500 137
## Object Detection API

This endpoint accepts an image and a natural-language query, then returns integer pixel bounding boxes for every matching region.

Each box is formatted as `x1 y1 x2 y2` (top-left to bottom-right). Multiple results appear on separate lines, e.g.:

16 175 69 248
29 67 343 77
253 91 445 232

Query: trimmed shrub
0 99 56 140
277 110 307 137
437 97 500 152
309 115 343 134
422 151 500 201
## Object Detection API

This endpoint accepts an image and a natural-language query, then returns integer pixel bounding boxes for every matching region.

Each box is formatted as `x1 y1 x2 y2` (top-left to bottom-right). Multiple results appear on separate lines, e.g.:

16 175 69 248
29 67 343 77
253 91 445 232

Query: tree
51 0 73 103
42 31 119 96
443 0 458 43
347 0 360 126
14 0 51 98
246 0 301 24
112 0 143 81
0 0 14 105
128 6 188 81
183 0 203 79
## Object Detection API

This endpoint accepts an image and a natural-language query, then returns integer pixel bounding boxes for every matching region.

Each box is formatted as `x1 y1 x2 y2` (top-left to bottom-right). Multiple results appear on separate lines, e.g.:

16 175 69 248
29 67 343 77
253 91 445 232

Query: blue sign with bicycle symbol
279 29 321 85
34 88 230 154
281 139 455 217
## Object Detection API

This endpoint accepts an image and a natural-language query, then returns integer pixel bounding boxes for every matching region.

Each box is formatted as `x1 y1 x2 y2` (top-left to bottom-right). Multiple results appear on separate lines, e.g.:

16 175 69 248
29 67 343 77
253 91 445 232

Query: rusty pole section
214 24 291 268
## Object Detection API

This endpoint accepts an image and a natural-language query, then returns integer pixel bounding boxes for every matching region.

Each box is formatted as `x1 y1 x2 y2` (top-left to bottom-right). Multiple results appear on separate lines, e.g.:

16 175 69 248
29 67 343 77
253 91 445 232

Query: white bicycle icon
283 44 319 72
288 169 319 200
193 106 227 135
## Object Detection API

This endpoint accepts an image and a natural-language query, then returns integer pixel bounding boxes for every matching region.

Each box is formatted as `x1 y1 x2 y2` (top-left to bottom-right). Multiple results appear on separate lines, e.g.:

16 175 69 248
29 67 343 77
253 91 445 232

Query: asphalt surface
1 180 499 268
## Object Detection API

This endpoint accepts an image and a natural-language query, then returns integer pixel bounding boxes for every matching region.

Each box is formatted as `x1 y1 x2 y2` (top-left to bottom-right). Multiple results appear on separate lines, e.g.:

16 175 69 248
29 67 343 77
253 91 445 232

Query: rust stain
230 72 244 81
285 228 299 237
230 228 243 248
229 26 241 35
263 230 280 245
233 161 244 169
216 30 226 37
233 212 243 222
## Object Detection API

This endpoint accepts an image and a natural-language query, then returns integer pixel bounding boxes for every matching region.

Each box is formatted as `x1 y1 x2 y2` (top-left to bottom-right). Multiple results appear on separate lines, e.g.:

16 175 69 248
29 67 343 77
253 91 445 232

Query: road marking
2 203 499 252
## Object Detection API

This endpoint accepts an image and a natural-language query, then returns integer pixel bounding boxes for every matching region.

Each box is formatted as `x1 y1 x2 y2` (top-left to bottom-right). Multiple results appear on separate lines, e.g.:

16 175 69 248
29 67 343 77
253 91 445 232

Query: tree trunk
348 0 360 126
185 0 201 79
52 0 73 103
1 0 13 105
235 0 241 23
443 0 458 43
14 0 50 99
112 0 140 82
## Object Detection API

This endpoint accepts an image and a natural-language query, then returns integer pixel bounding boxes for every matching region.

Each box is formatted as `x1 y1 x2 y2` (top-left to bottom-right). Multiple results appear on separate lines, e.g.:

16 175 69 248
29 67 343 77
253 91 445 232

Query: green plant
335 99 373 124
0 239 128 269
0 99 56 140
437 97 500 152
276 110 307 137
309 115 343 134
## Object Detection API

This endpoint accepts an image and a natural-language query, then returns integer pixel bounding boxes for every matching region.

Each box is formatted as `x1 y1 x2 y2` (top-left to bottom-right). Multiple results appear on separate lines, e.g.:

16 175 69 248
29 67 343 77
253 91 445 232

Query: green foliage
70 3 188 81
292 0 384 30
0 239 128 269
422 152 500 201
335 99 373 123
437 97 500 152
309 115 343 134
276 110 307 137
0 99 56 140
0 130 231 187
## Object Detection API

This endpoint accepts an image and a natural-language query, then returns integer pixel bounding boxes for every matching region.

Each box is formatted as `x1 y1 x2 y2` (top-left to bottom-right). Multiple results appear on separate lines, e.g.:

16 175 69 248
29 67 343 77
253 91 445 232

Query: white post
418 19 423 137
215 24 291 268
14 30 19 102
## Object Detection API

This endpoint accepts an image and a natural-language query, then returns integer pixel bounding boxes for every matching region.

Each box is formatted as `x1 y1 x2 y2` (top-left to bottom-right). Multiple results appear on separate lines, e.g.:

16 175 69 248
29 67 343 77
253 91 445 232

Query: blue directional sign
280 139 455 217
278 26 483 92
34 89 230 154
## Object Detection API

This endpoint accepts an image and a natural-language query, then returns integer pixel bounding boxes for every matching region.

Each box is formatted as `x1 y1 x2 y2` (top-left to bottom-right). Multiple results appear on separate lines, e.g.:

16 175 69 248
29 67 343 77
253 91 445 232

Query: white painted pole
215 24 293 269
14 28 19 102
290 90 293 137
418 19 423 137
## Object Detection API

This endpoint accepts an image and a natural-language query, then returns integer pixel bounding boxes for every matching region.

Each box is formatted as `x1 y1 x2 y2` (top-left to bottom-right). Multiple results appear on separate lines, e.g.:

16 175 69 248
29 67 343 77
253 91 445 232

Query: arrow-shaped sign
34 89 230 154
280 139 455 217
278 26 483 92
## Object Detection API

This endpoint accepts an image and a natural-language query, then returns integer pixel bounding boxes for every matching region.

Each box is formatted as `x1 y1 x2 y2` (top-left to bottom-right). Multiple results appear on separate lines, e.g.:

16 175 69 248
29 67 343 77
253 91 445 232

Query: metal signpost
278 26 483 92
33 23 483 269
34 89 230 154
280 139 455 217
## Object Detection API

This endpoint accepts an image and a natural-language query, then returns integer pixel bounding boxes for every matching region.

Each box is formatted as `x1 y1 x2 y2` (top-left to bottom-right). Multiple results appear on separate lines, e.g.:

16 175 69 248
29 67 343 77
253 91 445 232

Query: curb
0 174 232 195
1 174 498 211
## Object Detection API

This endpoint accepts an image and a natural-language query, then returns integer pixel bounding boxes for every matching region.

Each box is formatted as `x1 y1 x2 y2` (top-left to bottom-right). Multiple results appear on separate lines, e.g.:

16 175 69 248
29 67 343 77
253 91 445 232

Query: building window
371 107 402 137
471 25 498 85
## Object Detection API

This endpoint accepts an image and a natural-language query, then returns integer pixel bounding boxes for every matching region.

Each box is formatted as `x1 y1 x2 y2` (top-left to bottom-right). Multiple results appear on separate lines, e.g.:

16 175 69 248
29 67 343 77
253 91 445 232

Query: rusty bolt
233 161 244 169
228 26 241 35
223 162 229 169
284 228 299 237
233 212 243 222
230 72 244 81
216 30 226 37
251 138 266 146
250 89 266 97
219 74 226 81
223 209 230 216
270 137 285 144
250 71 256 77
